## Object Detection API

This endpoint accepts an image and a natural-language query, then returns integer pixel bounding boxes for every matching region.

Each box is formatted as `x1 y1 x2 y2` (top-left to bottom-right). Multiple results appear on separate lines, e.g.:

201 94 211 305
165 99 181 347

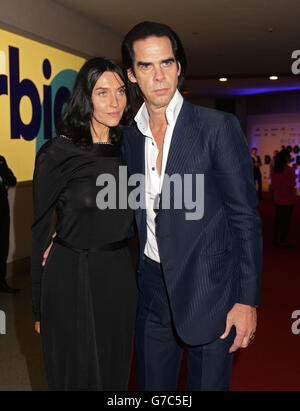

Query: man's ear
127 68 137 84
177 61 181 77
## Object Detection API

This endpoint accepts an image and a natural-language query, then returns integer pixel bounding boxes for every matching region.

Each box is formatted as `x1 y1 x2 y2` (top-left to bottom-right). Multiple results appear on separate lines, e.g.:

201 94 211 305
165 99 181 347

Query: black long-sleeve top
30 136 133 321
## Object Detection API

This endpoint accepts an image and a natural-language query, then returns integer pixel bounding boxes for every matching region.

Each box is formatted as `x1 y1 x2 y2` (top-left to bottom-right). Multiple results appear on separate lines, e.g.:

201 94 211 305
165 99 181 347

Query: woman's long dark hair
274 148 291 173
57 57 131 147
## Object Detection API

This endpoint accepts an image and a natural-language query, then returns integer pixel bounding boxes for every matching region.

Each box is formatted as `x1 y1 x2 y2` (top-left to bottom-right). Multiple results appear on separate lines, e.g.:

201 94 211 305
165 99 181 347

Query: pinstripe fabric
122 100 263 345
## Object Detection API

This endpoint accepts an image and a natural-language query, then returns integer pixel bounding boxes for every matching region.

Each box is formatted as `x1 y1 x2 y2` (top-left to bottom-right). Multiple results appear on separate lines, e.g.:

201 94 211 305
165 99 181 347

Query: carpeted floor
229 193 300 390
0 193 299 391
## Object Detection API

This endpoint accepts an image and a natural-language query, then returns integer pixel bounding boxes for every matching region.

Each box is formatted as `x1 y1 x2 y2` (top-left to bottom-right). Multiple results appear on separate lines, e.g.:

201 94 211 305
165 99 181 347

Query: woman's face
91 71 127 129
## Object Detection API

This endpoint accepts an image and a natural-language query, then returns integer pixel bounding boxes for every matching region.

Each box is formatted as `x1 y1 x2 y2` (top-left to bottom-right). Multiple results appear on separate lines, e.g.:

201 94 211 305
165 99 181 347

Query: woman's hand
35 321 41 334
42 232 57 267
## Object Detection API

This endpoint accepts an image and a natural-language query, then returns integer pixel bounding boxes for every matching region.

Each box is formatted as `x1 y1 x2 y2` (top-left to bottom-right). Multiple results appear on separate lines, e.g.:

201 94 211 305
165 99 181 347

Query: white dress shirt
134 89 184 262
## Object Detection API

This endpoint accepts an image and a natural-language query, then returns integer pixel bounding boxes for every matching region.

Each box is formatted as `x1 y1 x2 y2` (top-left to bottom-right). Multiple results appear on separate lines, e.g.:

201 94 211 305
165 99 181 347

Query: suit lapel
132 100 199 179
129 125 146 232
162 100 201 189
132 100 202 227
131 125 145 176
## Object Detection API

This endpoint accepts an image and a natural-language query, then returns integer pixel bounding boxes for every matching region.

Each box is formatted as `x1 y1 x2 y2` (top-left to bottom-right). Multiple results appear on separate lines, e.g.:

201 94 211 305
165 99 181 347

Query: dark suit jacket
122 100 263 345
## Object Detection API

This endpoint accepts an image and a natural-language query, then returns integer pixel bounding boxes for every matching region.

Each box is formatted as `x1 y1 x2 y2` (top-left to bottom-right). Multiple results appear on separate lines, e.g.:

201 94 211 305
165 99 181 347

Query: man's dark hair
57 57 131 147
121 21 187 107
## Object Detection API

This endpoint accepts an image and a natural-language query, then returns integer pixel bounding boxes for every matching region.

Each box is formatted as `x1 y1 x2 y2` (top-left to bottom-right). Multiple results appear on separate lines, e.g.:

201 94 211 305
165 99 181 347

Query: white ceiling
53 0 300 96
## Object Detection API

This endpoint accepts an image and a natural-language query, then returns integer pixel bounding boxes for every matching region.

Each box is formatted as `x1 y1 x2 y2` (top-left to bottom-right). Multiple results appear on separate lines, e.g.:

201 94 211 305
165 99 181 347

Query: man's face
127 36 181 110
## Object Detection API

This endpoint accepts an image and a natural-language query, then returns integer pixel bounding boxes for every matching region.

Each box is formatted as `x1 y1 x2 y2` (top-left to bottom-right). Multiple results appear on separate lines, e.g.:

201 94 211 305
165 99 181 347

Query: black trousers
0 204 10 281
136 256 235 391
273 204 294 244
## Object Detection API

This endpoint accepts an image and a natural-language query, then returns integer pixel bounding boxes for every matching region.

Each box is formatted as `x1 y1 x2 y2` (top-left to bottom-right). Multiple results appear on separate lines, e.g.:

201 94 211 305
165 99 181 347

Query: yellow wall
0 28 85 181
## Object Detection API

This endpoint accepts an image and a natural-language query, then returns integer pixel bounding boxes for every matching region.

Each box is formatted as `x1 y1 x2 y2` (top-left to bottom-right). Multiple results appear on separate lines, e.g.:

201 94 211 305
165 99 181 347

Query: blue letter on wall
9 46 41 141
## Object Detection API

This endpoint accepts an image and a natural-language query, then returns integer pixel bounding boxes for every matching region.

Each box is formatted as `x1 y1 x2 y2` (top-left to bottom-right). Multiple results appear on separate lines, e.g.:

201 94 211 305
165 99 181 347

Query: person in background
269 149 279 200
0 155 20 293
270 149 279 173
251 147 262 200
271 148 297 248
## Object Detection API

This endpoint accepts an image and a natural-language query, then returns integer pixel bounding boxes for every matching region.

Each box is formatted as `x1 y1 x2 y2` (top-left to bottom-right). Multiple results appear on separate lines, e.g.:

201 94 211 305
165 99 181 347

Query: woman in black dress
30 58 137 390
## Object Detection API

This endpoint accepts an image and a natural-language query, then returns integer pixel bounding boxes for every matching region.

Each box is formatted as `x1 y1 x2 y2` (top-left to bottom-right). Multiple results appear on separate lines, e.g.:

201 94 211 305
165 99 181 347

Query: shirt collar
134 89 183 136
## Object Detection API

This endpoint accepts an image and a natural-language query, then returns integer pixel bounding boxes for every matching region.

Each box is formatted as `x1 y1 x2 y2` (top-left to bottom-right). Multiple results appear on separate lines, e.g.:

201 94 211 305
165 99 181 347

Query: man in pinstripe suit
122 21 263 390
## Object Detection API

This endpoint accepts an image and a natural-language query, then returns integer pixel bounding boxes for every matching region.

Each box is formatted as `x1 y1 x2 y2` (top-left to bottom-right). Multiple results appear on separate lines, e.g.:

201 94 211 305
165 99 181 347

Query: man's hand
42 232 56 267
220 303 257 353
